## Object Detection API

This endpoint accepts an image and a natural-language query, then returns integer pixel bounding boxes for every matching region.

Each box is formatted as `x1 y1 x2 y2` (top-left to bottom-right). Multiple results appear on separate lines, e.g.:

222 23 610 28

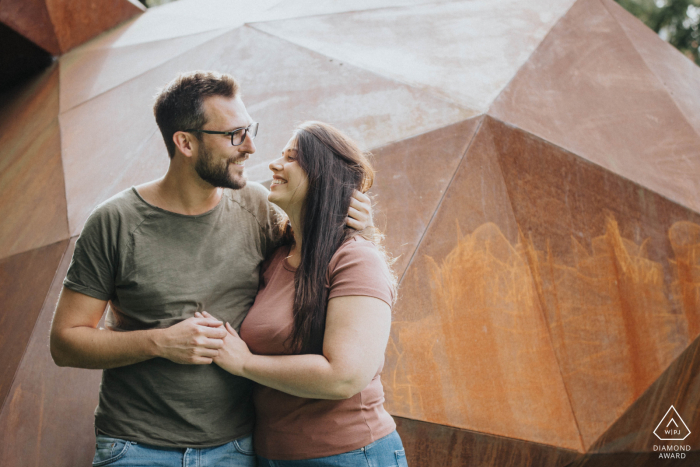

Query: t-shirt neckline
131 186 225 219
282 244 297 272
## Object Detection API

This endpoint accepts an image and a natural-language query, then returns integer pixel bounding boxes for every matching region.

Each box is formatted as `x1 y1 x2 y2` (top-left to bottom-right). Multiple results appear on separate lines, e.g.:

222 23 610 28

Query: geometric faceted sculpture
0 0 144 55
1 0 699 465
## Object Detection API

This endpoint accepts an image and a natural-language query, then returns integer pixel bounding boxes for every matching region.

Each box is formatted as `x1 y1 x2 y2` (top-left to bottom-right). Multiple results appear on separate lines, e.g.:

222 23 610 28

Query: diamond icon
654 406 691 441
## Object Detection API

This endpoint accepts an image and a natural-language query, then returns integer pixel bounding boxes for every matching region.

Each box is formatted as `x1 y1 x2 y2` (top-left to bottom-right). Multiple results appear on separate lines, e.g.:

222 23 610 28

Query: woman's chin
267 192 285 210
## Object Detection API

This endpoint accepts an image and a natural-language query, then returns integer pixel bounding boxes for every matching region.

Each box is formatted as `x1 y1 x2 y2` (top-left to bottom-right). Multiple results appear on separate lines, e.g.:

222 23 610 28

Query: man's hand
346 190 373 230
197 312 252 375
152 316 227 365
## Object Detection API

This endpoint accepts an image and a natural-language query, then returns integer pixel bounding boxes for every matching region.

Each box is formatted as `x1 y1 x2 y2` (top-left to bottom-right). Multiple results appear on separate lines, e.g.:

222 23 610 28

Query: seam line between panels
486 0 578 116
598 0 700 142
250 0 468 26
58 27 235 115
395 415 583 455
56 67 71 247
244 24 474 113
588 333 700 452
486 114 586 453
397 117 483 286
489 116 700 214
0 239 72 417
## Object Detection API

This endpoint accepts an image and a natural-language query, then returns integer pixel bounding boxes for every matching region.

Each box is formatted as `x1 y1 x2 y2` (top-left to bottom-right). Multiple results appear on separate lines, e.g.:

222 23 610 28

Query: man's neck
137 161 223 216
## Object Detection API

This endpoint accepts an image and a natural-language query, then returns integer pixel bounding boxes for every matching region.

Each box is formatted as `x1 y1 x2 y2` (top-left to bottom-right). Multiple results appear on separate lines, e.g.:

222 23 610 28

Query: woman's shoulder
328 235 391 279
331 235 382 264
327 235 394 305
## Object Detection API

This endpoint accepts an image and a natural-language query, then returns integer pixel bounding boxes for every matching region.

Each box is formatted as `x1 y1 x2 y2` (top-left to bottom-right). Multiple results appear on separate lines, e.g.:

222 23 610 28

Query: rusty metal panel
395 417 580 467
370 118 481 277
0 64 68 260
590 334 700 456
490 0 700 213
0 0 60 54
385 119 583 451
486 116 700 449
0 240 68 414
0 239 103 467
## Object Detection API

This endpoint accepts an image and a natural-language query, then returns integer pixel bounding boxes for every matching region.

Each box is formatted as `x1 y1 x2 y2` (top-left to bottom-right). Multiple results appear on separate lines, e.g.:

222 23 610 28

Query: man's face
193 95 256 190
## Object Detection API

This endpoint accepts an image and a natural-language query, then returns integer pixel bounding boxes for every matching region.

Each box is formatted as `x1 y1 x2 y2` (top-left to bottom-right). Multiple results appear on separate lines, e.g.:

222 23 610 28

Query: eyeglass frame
183 122 259 146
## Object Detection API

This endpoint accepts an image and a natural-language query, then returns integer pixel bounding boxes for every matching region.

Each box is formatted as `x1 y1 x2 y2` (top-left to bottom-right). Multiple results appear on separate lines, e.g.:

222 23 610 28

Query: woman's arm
208 295 391 400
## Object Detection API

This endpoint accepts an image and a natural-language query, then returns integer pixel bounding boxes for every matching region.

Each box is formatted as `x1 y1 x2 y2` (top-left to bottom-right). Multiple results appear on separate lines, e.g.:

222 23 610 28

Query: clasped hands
150 308 250 372
153 310 250 375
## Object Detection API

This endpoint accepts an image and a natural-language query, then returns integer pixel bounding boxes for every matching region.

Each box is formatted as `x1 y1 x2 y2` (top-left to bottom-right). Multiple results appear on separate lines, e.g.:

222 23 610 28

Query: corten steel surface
0 240 102 467
489 0 700 213
370 118 481 277
59 24 469 236
394 417 580 467
1 0 699 465
0 240 68 412
590 333 700 456
0 0 144 55
0 65 68 259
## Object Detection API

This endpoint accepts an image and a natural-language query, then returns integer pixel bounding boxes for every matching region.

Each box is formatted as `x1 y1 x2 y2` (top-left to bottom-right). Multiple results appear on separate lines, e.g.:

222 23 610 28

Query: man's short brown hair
153 71 239 158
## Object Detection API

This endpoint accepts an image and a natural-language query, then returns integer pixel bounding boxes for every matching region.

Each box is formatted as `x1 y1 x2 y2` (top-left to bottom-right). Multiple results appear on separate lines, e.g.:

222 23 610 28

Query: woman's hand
195 312 252 376
346 190 373 230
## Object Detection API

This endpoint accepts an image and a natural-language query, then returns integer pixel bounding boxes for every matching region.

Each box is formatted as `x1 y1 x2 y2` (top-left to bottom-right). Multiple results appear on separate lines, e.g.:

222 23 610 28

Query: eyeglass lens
232 122 259 146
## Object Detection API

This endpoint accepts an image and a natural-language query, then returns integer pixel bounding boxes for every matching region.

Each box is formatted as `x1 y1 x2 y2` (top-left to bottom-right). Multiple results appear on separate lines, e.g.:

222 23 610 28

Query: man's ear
173 131 195 158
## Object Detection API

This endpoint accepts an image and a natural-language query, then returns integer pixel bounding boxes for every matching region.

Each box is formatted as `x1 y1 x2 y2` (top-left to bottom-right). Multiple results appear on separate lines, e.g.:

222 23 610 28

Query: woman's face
268 135 309 214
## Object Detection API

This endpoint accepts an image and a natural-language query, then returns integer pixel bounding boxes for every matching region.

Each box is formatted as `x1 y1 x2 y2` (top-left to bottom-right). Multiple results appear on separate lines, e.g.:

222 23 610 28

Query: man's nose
239 134 256 155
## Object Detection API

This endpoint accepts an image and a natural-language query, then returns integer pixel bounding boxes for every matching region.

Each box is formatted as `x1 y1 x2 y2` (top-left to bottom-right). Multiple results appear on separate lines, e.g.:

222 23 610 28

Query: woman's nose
269 157 283 171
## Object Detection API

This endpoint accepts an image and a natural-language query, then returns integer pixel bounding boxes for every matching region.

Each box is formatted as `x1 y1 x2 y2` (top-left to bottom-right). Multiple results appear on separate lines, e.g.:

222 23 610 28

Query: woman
202 121 407 466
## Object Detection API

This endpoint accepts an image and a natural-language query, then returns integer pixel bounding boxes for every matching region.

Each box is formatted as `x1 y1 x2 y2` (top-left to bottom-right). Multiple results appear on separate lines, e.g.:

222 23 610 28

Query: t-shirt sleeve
327 238 394 307
63 205 118 301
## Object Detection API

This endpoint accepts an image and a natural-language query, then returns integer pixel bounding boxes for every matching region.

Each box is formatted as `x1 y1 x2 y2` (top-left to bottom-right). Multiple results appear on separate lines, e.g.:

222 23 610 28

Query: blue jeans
257 431 407 467
92 433 256 467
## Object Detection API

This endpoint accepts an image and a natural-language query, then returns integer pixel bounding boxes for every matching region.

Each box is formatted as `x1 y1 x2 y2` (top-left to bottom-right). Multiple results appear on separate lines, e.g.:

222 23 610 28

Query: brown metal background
0 0 698 465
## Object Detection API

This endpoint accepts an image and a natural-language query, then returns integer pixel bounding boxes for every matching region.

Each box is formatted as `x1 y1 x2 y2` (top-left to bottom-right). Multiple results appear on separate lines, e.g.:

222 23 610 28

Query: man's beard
194 143 247 190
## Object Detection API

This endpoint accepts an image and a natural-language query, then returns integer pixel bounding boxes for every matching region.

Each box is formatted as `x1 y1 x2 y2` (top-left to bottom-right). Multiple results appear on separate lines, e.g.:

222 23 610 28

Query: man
50 71 371 466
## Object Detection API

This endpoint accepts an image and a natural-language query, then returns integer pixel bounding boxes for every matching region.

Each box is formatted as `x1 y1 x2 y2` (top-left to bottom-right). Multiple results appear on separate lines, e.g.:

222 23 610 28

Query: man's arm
346 190 372 230
50 287 227 369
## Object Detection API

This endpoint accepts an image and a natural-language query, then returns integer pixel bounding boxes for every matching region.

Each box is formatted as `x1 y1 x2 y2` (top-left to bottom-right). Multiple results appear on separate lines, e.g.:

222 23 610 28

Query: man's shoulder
225 181 270 205
224 182 275 217
84 188 144 230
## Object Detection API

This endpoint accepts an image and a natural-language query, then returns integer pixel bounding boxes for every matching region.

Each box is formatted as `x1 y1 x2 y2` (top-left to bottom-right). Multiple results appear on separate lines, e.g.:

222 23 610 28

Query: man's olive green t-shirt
63 183 280 448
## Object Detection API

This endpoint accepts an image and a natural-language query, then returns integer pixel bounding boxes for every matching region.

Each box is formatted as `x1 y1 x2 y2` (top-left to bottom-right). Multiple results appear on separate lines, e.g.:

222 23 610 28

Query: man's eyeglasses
184 122 259 146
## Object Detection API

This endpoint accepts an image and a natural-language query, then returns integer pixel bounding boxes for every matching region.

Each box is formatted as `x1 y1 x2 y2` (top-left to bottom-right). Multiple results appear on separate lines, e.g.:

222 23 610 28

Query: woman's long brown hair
280 121 395 354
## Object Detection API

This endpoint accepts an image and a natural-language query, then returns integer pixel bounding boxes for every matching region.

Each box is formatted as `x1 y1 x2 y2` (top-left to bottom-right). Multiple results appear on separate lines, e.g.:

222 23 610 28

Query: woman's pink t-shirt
239 236 396 460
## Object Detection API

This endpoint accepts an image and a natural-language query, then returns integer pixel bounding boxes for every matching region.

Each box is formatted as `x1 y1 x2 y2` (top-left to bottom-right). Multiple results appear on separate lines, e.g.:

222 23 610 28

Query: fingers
201 311 214 319
345 216 362 231
349 198 369 216
191 357 214 365
193 317 223 328
197 347 221 358
351 189 371 205
348 206 365 222
200 325 228 339
225 322 239 337
201 337 225 349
